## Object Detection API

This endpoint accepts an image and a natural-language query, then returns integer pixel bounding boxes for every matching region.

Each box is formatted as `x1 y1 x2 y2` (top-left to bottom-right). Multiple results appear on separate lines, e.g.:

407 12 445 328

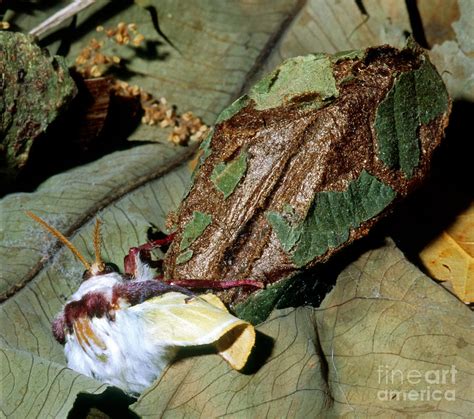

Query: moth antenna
93 218 105 272
25 211 91 270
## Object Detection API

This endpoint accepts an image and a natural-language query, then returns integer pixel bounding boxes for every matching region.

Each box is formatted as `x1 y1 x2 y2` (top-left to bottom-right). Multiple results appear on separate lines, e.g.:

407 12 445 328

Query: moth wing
137 292 255 370
199 292 228 310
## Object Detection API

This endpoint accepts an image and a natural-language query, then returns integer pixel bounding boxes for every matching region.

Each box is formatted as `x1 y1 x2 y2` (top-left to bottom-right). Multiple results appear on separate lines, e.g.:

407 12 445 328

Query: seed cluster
113 80 208 145
75 22 208 145
98 22 145 47
75 23 145 78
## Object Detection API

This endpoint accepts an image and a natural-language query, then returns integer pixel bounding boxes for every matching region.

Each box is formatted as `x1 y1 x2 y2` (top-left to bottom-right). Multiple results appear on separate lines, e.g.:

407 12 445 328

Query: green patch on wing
331 49 365 62
248 54 338 110
234 276 294 325
183 129 215 201
176 249 194 265
267 171 396 267
375 59 449 178
179 211 212 251
266 206 301 252
215 95 250 124
191 129 213 180
211 150 248 199
198 129 213 164
414 60 450 123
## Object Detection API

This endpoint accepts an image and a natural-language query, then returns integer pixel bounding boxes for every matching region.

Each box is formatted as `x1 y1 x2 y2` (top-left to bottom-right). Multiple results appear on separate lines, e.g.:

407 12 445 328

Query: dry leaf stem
29 0 96 38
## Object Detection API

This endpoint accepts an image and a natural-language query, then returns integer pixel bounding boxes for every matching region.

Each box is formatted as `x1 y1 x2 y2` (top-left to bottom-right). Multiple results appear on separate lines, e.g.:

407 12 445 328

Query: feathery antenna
25 211 91 270
93 218 105 272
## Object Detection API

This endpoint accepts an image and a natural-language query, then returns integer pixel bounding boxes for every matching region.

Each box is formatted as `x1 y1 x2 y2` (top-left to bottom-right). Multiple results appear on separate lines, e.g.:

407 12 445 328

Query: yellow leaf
420 203 474 302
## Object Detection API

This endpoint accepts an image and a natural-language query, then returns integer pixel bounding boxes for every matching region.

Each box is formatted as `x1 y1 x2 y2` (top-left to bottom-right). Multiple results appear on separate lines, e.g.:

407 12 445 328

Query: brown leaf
74 76 112 149
424 0 474 100
417 0 460 46
420 202 474 303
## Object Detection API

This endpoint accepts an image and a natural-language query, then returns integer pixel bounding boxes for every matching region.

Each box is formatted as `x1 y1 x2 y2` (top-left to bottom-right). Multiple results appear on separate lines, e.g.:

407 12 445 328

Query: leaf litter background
0 0 473 417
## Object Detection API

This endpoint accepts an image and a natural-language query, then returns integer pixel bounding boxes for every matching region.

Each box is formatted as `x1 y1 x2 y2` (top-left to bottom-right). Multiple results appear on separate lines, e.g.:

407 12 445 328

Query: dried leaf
0 347 106 418
244 0 411 87
75 1 306 139
132 240 474 417
73 76 113 149
417 0 460 46
424 0 474 100
420 203 474 302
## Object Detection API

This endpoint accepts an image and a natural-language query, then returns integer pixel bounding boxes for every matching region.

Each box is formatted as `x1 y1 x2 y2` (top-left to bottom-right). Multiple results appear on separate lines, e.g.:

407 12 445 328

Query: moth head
26 211 118 281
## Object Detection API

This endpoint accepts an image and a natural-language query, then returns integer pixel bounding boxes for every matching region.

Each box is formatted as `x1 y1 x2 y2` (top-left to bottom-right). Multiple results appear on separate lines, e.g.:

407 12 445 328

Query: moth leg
162 279 265 290
123 247 142 277
124 233 175 277
52 313 66 344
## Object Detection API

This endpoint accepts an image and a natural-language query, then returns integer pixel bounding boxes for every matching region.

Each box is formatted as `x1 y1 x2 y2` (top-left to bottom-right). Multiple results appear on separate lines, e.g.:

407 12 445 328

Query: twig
29 0 96 38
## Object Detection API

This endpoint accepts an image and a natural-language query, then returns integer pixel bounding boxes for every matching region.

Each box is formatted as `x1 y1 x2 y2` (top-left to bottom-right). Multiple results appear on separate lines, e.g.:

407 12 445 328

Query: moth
26 211 259 395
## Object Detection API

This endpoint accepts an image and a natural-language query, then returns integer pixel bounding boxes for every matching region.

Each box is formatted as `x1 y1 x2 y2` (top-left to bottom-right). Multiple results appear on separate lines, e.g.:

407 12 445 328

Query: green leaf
198 129 213 165
0 347 107 418
211 150 248 199
131 240 474 417
375 59 449 177
414 60 450 124
179 211 212 251
267 171 396 267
